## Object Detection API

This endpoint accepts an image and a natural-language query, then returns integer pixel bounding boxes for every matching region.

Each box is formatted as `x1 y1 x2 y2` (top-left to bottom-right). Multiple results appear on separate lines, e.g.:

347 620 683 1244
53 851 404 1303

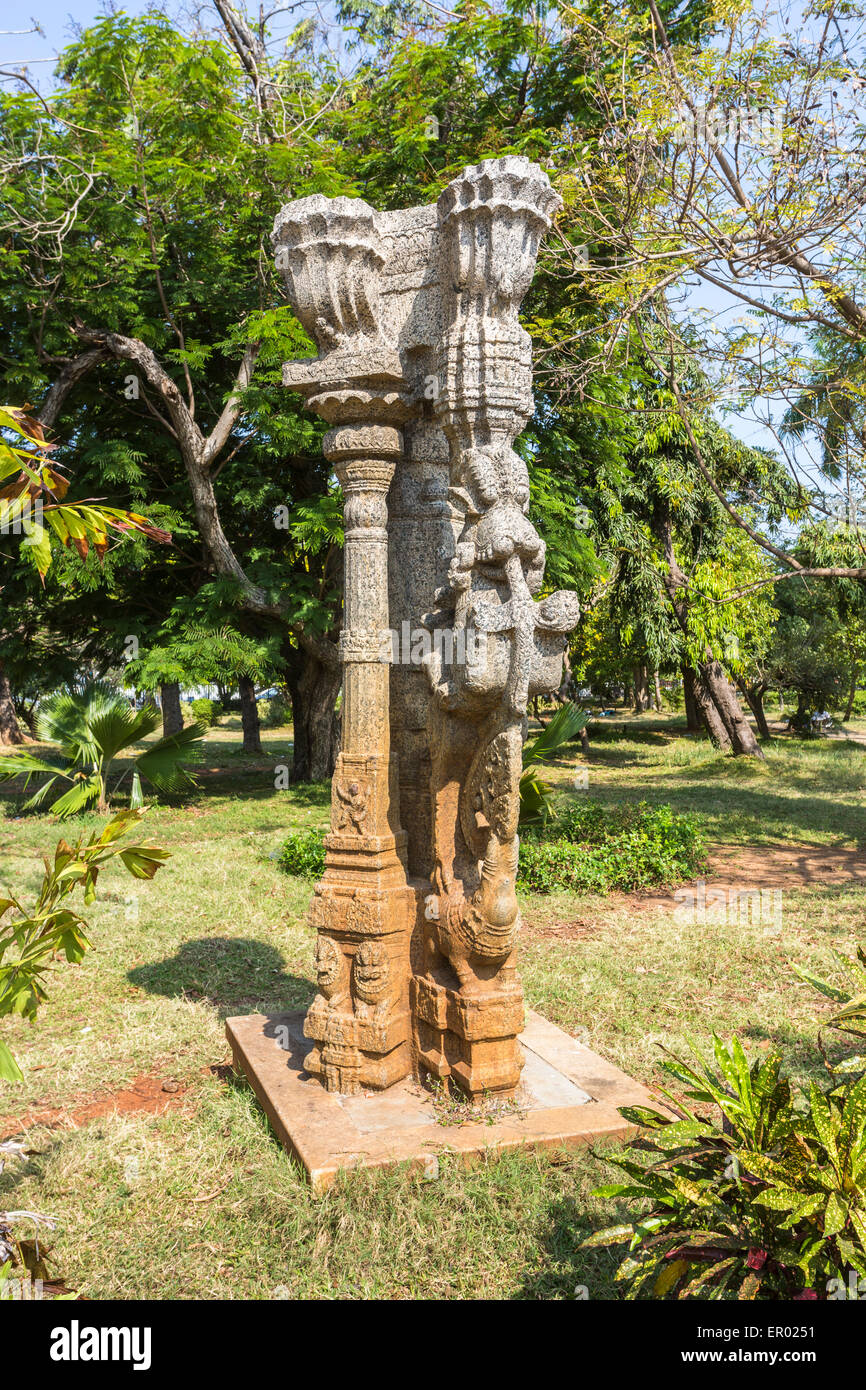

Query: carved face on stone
354 940 389 1001
316 936 343 996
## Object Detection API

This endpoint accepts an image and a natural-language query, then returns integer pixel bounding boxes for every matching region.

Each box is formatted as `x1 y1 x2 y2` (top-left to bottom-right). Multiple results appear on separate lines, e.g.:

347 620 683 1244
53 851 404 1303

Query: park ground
2 714 866 1299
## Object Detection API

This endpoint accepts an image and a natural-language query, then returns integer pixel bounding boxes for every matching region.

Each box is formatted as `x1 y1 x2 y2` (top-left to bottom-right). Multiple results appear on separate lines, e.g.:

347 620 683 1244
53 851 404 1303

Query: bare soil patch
0 1072 195 1142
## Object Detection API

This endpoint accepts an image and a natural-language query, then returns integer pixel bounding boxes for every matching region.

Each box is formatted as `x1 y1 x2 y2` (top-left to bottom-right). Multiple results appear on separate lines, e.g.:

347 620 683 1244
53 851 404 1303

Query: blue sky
1 2 166 82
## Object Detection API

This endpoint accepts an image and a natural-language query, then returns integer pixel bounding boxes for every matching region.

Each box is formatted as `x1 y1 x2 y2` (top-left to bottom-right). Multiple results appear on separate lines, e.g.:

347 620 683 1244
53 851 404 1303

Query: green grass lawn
1 714 865 1299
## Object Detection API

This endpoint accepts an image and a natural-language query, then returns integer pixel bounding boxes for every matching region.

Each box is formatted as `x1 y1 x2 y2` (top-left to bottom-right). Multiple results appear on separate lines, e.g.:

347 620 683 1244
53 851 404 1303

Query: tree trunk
239 674 262 754
0 661 24 745
160 681 184 737
750 687 770 741
700 659 765 758
285 645 341 782
632 664 650 712
682 665 702 732
737 678 771 741
653 670 663 711
654 506 762 758
690 667 733 750
844 676 857 722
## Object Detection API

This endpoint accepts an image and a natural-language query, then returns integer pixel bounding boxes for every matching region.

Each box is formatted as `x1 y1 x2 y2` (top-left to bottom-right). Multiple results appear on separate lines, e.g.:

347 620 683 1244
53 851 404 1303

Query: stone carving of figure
353 940 391 1018
314 935 348 1010
334 779 370 835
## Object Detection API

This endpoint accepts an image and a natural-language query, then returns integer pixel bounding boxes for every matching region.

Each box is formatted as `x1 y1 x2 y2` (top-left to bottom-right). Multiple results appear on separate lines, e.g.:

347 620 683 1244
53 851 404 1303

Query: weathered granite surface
272 158 580 1098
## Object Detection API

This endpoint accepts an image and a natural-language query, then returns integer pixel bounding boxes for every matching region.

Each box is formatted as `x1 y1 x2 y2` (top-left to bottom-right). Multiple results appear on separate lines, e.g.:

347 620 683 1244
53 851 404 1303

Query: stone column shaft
301 421 414 1094
331 434 398 762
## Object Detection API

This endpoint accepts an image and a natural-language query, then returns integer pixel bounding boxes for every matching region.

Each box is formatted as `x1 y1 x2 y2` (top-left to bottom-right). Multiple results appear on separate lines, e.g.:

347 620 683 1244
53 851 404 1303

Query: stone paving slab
226 1008 665 1192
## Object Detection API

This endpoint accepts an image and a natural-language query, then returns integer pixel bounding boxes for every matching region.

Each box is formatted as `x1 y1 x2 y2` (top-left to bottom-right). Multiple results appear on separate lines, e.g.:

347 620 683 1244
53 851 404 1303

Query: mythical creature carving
313 935 349 1011
353 940 391 1018
421 160 580 1005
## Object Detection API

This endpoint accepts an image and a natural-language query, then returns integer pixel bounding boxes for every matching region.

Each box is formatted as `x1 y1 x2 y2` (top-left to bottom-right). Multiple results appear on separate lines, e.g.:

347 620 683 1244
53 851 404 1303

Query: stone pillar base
302 749 415 1093
411 974 525 1097
303 1005 411 1094
227 1008 668 1192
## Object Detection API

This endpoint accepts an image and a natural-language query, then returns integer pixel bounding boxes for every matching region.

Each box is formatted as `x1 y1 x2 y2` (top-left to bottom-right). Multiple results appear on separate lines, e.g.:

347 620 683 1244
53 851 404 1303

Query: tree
1 14 346 777
124 621 284 754
554 0 866 596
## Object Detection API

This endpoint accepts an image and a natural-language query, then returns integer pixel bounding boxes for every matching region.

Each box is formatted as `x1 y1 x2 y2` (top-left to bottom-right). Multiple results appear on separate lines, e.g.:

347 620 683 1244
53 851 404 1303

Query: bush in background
275 829 325 879
259 696 289 728
518 799 705 893
191 697 221 728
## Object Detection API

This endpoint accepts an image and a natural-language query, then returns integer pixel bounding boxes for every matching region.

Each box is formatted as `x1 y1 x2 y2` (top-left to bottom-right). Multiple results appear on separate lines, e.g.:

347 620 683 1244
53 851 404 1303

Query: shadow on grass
584 720 684 746
184 777 331 809
517 1191 625 1300
609 779 866 845
128 937 316 1019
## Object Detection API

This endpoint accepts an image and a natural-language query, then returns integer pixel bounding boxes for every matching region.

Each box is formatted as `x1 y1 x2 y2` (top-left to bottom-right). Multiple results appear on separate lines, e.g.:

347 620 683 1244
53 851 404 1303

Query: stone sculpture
273 157 579 1100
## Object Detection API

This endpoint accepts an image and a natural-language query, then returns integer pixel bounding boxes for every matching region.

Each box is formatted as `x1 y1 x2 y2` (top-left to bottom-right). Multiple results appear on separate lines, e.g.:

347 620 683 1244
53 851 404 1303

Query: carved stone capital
272 194 388 355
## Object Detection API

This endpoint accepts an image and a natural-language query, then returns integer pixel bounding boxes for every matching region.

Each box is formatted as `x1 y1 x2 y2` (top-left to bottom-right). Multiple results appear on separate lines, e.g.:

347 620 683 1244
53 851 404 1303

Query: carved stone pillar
271 162 579 1101
414 159 579 1097
272 197 415 1094
224 160 667 1187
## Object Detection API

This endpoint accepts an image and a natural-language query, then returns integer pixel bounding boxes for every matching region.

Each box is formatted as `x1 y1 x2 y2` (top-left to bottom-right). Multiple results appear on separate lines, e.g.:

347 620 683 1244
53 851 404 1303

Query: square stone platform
226 1009 664 1191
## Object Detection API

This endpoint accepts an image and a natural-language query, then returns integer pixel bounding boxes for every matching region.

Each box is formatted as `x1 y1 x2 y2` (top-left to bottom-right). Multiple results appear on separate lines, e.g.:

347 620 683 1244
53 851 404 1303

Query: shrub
517 800 705 893
275 829 325 879
585 945 866 1300
0 683 204 817
259 696 289 729
191 697 221 728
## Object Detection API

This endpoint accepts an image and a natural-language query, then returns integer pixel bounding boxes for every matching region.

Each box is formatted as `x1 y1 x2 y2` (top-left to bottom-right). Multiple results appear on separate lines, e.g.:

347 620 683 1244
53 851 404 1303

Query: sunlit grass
1 714 864 1298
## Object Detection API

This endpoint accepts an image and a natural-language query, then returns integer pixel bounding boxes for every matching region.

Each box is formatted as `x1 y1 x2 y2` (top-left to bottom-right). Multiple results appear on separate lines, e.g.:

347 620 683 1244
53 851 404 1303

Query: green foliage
259 697 289 729
766 578 865 720
274 830 326 880
190 698 221 729
794 945 866 1064
125 624 283 693
0 406 170 579
0 810 169 1081
519 703 587 827
0 682 205 817
518 799 705 894
584 1024 866 1301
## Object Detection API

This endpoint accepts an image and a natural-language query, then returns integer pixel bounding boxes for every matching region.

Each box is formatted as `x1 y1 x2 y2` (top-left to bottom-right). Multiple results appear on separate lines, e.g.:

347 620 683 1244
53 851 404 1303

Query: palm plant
519 701 588 827
0 682 205 817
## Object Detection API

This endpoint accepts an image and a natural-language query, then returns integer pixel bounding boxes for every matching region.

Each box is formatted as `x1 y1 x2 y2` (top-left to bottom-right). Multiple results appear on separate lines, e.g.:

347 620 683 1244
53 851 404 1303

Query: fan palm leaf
36 681 127 763
88 704 160 764
48 775 102 817
0 751 72 812
519 702 588 827
135 722 206 793
1 683 204 818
